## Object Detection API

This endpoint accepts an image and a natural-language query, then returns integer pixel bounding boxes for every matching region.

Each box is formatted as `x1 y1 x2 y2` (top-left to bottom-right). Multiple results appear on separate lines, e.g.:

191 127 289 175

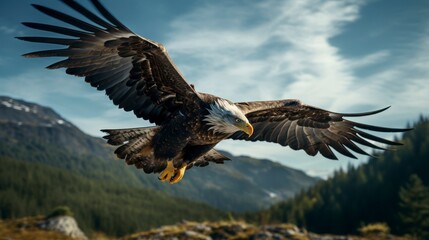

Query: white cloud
336 30 429 122
0 25 24 35
166 0 369 108
348 50 390 69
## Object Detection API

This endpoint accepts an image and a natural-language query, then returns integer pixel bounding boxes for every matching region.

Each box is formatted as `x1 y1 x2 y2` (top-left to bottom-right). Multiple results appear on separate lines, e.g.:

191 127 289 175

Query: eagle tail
101 127 165 173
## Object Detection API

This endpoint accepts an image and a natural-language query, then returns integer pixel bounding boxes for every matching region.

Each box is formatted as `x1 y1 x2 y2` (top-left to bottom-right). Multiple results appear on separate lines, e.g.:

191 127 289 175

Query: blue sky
0 0 428 178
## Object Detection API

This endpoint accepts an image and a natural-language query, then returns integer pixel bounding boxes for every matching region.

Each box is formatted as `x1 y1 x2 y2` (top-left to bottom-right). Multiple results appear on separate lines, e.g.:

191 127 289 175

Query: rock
218 222 248 235
307 234 353 240
38 216 87 240
192 223 212 233
264 223 301 237
249 231 272 240
182 230 212 240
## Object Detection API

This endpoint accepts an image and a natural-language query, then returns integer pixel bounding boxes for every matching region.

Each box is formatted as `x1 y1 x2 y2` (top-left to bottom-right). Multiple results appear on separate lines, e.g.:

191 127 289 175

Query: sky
0 0 428 178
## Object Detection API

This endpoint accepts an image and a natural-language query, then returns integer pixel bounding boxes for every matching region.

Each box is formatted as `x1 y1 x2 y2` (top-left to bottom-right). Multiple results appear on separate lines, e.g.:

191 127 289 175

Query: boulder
38 216 87 240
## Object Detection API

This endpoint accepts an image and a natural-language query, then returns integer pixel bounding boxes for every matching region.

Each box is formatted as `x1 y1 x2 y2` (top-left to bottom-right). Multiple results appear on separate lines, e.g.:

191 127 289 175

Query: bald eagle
18 0 409 184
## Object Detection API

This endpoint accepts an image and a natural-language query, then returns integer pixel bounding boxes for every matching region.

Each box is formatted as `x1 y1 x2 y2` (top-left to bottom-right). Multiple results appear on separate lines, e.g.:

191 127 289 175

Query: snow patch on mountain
1 100 34 113
0 97 72 128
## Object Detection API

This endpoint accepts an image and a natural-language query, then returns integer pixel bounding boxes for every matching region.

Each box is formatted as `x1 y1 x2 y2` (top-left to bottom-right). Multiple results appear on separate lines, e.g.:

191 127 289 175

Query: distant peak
0 96 73 128
1 98 37 113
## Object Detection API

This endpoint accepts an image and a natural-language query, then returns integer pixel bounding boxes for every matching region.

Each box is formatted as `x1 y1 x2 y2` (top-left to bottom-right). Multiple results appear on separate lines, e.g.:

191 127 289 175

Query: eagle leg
158 160 175 182
170 162 188 184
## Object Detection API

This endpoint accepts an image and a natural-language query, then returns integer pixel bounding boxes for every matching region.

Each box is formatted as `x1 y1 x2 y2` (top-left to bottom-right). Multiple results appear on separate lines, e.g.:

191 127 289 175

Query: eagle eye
235 118 242 123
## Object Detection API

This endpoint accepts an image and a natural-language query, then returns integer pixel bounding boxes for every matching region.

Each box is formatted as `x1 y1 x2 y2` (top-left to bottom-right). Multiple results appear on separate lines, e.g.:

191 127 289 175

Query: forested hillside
250 117 429 238
0 156 225 236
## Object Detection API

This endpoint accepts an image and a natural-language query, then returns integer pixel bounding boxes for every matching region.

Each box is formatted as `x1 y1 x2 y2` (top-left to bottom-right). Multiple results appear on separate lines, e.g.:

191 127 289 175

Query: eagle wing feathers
232 100 410 160
18 0 200 125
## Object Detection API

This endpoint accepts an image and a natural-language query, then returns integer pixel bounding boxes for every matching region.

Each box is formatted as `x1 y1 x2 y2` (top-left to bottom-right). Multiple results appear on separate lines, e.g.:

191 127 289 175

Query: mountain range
0 96 318 235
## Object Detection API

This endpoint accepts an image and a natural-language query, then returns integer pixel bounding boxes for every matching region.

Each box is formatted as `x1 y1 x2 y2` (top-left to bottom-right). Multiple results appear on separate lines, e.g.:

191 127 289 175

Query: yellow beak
242 122 254 137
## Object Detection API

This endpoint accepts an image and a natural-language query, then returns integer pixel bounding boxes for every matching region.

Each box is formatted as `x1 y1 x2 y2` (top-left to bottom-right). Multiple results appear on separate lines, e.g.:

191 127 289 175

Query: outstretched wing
18 0 200 125
231 100 410 160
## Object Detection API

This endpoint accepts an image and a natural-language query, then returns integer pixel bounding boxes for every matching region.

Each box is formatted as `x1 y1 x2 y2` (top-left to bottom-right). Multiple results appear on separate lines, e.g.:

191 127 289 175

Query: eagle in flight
19 0 409 184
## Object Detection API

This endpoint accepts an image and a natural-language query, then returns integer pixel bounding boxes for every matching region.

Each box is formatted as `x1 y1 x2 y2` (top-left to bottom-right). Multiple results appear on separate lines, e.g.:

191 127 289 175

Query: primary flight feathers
19 0 198 126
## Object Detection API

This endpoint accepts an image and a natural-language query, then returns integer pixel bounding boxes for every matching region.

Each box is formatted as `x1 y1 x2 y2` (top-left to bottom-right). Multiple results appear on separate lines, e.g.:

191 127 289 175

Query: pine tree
398 174 429 239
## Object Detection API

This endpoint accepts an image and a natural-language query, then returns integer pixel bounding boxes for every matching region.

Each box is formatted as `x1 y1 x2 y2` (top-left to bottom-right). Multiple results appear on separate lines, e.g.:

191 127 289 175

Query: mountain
0 96 318 212
249 117 429 236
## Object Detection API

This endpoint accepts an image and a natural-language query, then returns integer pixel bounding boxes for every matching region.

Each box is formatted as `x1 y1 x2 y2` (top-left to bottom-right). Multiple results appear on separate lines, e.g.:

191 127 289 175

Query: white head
204 99 254 136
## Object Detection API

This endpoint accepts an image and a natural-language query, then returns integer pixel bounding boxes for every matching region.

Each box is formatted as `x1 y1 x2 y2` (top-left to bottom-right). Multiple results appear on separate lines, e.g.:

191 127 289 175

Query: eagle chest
190 123 228 145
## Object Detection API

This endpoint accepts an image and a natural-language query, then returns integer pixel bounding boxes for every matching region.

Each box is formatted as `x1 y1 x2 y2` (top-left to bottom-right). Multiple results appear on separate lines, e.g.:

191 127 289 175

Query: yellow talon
170 163 187 184
159 160 175 182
